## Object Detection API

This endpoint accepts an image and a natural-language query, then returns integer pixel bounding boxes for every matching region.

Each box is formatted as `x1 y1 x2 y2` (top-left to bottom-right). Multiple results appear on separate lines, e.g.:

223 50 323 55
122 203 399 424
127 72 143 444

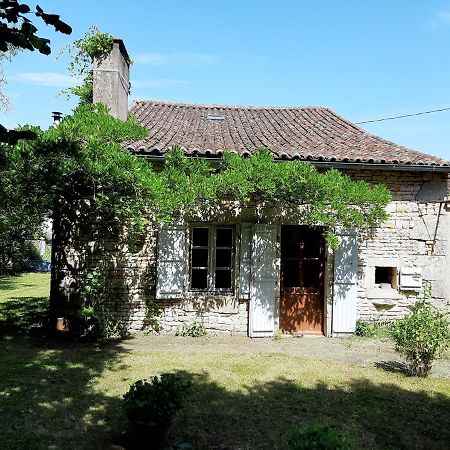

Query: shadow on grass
0 339 449 450
0 335 131 450
166 371 450 450
0 296 49 335
374 360 409 375
0 276 16 291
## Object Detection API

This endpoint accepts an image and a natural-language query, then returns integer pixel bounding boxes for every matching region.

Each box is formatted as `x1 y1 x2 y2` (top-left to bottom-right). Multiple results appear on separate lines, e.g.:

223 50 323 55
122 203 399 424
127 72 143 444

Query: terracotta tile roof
127 100 450 167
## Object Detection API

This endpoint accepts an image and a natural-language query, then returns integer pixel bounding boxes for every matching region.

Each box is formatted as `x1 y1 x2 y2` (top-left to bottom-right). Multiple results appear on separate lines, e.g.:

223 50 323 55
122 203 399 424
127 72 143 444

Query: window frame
189 224 235 293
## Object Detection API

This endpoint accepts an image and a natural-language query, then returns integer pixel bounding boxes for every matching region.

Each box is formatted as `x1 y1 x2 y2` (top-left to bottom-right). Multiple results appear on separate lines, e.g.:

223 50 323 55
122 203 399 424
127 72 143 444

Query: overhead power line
355 106 450 124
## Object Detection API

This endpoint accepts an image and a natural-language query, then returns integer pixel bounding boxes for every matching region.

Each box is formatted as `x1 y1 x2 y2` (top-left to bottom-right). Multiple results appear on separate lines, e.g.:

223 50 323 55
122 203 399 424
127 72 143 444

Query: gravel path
121 334 450 379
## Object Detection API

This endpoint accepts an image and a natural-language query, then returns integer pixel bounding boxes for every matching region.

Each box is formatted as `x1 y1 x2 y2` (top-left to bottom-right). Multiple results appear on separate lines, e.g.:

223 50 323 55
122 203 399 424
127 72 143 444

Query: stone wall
51 216 157 333
345 170 449 322
53 169 449 335
157 299 248 335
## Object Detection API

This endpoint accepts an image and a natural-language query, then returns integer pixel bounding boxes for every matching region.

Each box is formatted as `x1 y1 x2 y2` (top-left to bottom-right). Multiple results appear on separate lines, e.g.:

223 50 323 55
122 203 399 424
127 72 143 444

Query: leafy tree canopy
0 1 71 143
0 1 71 54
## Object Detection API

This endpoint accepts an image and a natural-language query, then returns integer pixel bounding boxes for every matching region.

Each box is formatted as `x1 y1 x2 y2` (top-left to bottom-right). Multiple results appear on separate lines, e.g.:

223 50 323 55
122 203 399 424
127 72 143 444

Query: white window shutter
156 224 186 299
239 223 252 299
249 224 277 337
332 227 358 334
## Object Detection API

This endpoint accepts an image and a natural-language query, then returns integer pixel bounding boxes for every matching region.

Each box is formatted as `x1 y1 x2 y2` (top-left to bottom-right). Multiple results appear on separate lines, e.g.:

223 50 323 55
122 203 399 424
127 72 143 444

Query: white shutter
249 224 277 337
332 227 358 335
239 223 252 299
156 224 186 299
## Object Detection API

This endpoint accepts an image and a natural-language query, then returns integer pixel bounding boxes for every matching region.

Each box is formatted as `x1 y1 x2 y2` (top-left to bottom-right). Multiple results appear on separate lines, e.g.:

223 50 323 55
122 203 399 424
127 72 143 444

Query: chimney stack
92 39 130 121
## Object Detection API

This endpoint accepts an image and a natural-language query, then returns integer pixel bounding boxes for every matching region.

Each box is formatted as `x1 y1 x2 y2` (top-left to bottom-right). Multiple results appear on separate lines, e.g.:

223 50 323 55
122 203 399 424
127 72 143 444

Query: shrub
23 242 43 261
273 329 283 341
123 373 191 427
69 268 128 339
390 301 450 377
143 299 164 334
176 321 207 337
288 423 353 450
355 320 377 337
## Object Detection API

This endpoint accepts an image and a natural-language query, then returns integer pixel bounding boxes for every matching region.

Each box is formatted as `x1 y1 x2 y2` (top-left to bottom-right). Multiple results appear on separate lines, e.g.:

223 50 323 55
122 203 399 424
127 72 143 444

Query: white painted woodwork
249 224 277 337
332 228 358 334
399 267 422 291
239 223 252 299
156 224 186 299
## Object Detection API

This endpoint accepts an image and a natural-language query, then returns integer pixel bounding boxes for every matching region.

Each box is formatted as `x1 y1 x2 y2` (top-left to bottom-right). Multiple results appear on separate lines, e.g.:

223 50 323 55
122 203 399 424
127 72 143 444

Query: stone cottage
52 39 450 337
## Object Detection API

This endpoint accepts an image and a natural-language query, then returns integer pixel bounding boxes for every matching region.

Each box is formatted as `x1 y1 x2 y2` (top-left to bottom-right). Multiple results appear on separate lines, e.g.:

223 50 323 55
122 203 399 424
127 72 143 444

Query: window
190 225 234 291
375 266 397 289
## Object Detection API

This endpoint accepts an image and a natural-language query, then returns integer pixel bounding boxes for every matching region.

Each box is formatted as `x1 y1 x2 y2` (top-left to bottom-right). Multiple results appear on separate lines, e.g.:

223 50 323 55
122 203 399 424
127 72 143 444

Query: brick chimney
93 39 130 121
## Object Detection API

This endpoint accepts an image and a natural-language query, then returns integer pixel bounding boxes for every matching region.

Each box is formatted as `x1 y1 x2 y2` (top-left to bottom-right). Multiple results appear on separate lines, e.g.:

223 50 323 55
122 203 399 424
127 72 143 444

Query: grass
0 336 449 450
0 272 50 298
0 273 449 449
0 272 50 334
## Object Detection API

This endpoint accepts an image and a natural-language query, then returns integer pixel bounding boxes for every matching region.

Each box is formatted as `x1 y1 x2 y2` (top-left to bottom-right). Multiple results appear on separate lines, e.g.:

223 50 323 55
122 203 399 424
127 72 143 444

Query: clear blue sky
2 1 450 160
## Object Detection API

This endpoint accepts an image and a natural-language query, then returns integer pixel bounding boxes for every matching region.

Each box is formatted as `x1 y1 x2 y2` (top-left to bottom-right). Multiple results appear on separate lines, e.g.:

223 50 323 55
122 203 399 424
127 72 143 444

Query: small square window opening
375 266 398 289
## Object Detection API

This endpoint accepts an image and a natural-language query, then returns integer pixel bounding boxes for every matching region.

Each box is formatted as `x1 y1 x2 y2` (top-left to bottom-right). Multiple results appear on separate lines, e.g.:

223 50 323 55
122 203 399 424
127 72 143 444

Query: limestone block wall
51 220 157 333
345 170 449 322
53 169 449 334
157 299 248 335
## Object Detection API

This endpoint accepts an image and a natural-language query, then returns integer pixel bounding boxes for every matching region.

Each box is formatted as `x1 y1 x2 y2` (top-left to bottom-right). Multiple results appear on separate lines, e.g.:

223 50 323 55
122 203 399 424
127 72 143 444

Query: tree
0 1 71 143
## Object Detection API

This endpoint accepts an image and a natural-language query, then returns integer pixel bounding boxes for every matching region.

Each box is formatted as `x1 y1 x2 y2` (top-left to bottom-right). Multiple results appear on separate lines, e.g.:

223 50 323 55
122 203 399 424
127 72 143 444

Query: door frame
277 224 331 336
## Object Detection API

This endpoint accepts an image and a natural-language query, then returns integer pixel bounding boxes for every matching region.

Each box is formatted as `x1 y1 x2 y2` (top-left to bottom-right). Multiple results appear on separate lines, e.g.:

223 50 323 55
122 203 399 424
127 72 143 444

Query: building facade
51 40 450 337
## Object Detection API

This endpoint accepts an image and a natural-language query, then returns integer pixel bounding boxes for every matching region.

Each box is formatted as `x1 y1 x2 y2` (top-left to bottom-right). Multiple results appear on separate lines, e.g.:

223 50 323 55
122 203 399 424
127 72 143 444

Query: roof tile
126 100 449 167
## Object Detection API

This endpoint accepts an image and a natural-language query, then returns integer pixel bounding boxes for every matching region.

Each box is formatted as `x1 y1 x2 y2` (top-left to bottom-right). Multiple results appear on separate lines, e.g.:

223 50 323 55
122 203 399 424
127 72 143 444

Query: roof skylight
207 114 225 121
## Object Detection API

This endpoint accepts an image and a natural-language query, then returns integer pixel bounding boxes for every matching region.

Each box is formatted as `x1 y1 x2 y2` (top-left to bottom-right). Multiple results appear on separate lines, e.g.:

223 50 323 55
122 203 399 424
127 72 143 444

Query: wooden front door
280 226 325 334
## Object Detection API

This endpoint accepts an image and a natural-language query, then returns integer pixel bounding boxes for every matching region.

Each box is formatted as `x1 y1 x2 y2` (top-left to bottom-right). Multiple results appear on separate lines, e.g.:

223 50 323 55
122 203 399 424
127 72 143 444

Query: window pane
281 227 303 258
215 270 231 289
192 227 209 247
216 248 232 268
192 248 208 268
191 269 208 289
282 261 301 287
216 228 233 247
302 260 322 288
303 237 322 258
281 226 323 258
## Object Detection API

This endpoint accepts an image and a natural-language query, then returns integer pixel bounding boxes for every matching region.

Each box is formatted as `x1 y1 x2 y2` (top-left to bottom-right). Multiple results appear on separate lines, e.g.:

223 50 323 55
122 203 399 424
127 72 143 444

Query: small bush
176 321 207 337
355 320 377 337
23 242 42 261
143 299 164 334
273 329 283 341
390 300 450 377
288 423 353 450
123 373 191 427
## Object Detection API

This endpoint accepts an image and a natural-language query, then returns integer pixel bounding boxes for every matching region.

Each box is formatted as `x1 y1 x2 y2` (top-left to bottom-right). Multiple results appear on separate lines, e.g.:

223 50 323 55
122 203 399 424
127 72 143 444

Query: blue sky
2 1 450 160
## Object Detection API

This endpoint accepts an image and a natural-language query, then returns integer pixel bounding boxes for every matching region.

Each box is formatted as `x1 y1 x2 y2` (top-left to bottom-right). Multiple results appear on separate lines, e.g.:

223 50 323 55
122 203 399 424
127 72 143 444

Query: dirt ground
121 333 450 379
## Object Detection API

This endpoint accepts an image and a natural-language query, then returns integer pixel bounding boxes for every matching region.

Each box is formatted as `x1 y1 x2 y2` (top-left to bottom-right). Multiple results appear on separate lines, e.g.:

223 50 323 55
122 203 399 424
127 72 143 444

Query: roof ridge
130 98 331 111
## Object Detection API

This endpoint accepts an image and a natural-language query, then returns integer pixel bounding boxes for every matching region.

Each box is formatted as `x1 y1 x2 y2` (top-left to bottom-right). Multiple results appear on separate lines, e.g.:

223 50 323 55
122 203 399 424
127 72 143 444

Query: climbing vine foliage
155 147 391 245
62 26 115 104
0 102 391 274
54 106 390 239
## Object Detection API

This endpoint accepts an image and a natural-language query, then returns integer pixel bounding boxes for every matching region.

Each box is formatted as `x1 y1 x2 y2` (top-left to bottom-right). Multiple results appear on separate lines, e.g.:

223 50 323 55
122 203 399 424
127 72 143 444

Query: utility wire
355 106 450 124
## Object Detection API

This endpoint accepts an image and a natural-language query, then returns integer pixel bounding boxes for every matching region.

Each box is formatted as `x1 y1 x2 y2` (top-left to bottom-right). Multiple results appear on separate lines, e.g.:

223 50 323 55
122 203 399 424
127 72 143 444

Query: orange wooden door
280 226 325 334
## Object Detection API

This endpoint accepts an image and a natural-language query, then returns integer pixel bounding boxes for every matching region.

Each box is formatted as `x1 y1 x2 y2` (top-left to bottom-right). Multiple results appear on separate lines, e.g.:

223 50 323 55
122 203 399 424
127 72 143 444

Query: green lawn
0 273 449 449
0 272 50 334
